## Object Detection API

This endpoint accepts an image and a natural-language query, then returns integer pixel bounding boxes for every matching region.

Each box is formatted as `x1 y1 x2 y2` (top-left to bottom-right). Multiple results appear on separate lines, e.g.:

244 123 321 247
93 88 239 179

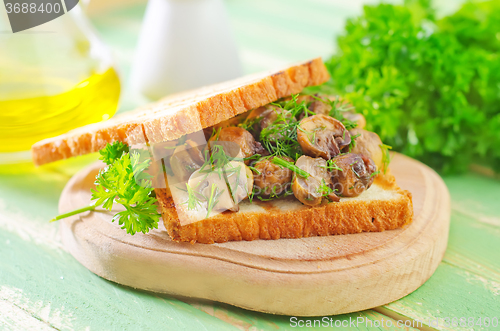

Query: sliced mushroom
292 156 339 206
349 128 383 170
208 127 258 164
170 140 204 182
224 161 254 205
188 168 237 213
297 114 351 160
330 153 377 197
253 156 293 197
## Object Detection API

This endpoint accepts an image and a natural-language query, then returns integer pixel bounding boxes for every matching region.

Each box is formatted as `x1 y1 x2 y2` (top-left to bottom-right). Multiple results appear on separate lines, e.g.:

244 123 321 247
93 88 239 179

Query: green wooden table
1 0 499 330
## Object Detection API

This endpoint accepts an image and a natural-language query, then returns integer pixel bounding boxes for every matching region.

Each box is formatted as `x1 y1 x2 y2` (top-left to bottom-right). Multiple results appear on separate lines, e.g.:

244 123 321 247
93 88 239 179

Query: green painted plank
0 300 56 331
378 175 500 330
185 300 420 330
383 262 500 331
444 211 500 283
0 219 239 331
0 159 238 331
444 174 500 227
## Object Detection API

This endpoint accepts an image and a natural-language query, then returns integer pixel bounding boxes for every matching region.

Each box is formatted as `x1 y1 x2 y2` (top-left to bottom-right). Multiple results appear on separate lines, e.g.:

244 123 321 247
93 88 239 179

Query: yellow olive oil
0 68 120 158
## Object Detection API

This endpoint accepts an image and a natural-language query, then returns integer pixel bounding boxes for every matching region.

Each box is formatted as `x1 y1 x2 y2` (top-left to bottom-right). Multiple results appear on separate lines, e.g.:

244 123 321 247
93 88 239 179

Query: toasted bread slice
32 58 329 166
155 170 413 244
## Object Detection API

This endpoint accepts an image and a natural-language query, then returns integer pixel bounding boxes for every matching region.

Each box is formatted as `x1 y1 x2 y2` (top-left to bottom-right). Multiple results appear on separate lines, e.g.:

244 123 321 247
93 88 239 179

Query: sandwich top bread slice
33 57 413 244
32 58 329 166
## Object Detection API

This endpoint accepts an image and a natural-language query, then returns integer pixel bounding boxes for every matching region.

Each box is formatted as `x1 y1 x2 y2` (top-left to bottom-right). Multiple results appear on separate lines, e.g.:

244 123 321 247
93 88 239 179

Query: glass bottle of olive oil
0 5 121 165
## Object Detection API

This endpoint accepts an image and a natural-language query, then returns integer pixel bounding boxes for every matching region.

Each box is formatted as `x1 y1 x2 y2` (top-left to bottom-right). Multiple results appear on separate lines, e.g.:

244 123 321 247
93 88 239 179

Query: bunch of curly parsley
53 142 161 235
321 0 500 174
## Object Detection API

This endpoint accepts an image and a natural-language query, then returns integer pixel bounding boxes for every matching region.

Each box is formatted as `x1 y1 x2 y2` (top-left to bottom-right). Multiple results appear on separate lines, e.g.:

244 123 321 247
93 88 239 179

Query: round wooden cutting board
59 153 450 316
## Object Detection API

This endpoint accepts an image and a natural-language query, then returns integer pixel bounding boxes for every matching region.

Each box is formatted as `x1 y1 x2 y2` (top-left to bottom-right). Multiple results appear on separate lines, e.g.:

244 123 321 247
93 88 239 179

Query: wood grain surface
58 153 450 316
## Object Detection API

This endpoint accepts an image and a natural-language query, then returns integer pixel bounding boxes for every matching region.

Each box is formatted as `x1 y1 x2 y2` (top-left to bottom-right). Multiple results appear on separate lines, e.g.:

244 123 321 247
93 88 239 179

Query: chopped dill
380 144 393 174
248 165 261 175
272 157 310 179
205 183 222 218
259 94 308 160
183 183 202 211
323 159 343 172
320 95 358 130
317 179 333 196
257 185 281 201
239 116 262 132
256 185 293 202
348 133 361 152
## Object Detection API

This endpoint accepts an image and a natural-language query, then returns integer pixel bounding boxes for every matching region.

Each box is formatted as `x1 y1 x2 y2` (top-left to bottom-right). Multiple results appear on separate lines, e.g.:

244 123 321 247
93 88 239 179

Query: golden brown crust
156 172 413 244
32 58 330 166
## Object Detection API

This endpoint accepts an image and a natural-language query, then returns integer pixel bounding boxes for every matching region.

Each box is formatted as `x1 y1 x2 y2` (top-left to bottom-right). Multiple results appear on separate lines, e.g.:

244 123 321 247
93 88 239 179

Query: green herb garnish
271 157 310 179
184 183 202 211
259 94 307 159
325 0 500 173
205 183 222 218
239 116 262 132
324 159 343 172
307 94 358 130
380 144 393 174
256 185 293 202
51 142 161 235
248 166 261 175
348 133 361 153
99 141 129 165
317 179 336 199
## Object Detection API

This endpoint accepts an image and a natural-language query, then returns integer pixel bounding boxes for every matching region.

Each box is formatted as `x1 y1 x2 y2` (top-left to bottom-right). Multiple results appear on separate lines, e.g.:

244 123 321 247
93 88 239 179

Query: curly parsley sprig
51 142 161 235
98 141 129 165
324 0 500 174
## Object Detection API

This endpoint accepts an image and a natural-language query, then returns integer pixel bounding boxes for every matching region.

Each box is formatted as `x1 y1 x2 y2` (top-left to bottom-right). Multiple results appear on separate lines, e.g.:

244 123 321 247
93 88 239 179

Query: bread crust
32 58 330 166
156 172 413 244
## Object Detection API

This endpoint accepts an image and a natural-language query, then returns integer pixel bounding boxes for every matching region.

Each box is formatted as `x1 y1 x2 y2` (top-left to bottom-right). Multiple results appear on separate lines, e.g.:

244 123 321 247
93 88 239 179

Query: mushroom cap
330 153 377 197
253 156 293 197
209 127 256 164
291 155 335 206
292 175 323 206
349 128 383 170
297 114 351 160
